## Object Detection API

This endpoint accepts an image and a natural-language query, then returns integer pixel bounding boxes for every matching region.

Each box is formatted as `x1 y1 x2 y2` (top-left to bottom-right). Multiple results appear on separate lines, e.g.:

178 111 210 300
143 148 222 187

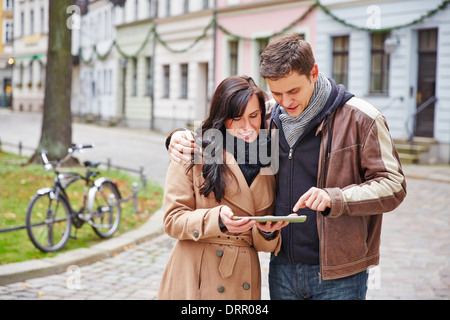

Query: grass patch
0 151 163 265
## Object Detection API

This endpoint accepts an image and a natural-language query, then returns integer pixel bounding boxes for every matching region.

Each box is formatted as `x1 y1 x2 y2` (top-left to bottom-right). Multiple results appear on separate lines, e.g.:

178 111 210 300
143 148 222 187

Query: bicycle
25 144 122 253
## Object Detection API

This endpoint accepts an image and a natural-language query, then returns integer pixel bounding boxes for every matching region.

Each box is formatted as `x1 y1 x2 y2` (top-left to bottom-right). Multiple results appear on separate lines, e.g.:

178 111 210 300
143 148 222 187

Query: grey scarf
279 72 331 147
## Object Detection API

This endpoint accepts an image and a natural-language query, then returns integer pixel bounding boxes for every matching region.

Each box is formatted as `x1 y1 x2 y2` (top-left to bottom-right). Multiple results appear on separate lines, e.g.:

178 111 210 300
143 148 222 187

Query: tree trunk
30 0 74 163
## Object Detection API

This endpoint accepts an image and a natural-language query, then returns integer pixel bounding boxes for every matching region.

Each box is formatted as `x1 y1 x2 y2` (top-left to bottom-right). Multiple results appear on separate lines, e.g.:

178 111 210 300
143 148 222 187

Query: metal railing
0 138 35 156
0 139 149 233
405 95 437 143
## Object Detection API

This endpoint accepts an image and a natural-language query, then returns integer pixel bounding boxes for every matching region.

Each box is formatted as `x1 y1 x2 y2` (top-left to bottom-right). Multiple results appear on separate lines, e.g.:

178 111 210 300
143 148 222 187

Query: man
167 34 406 300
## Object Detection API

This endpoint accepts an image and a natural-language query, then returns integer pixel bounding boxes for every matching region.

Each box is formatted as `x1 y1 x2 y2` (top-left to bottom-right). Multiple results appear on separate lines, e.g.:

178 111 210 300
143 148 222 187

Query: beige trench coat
157 152 280 300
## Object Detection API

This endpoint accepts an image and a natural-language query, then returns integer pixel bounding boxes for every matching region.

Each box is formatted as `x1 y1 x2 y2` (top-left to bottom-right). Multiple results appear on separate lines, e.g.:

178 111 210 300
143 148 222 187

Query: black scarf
225 131 271 186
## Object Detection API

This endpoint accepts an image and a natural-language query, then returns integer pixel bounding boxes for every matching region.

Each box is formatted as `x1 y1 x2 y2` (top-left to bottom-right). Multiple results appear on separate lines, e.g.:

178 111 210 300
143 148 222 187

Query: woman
157 76 285 300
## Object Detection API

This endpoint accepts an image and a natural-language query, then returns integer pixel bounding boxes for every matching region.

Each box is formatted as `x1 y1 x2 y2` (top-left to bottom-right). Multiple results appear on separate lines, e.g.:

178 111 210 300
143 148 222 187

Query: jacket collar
270 77 354 136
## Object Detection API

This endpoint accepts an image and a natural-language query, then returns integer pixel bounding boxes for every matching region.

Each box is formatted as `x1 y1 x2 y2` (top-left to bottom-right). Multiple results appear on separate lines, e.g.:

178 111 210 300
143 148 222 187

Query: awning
13 53 46 61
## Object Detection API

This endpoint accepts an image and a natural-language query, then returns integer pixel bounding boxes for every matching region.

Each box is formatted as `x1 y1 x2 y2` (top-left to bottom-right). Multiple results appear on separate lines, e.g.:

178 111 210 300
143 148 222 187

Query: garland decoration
154 20 215 53
76 0 450 64
316 0 450 34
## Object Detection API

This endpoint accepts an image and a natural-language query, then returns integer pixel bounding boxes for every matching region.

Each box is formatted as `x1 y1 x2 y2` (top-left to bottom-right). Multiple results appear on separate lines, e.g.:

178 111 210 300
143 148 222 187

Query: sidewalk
1 165 448 299
0 109 170 186
0 208 164 286
401 163 450 184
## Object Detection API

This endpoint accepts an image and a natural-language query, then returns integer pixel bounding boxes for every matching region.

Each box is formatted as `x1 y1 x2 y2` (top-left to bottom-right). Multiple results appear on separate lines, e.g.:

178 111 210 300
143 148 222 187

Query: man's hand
255 214 296 233
293 187 331 212
168 130 195 163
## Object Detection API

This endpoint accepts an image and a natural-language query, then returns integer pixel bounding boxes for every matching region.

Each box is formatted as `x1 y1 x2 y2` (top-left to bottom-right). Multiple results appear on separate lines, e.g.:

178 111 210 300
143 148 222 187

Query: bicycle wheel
26 192 72 252
90 181 121 238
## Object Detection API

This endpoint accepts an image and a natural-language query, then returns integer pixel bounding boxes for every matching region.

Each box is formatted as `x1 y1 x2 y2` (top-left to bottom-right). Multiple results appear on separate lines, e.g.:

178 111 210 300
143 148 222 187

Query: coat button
216 250 224 257
217 286 225 293
193 230 199 238
243 283 250 290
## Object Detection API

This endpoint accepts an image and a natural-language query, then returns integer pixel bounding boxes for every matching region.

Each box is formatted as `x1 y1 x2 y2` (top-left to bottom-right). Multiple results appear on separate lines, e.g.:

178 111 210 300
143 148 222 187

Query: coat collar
223 151 256 216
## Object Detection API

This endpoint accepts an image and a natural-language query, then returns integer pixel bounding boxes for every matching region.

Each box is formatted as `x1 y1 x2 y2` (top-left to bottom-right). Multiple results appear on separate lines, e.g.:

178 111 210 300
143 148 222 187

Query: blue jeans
269 255 368 300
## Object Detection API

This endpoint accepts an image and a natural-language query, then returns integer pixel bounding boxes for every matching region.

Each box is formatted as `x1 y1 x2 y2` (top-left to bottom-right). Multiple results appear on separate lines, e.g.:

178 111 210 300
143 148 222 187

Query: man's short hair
260 34 316 80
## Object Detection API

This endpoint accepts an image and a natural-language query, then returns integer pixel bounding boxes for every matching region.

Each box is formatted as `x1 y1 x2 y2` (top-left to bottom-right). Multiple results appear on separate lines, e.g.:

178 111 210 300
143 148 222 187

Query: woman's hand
219 206 255 233
255 214 297 233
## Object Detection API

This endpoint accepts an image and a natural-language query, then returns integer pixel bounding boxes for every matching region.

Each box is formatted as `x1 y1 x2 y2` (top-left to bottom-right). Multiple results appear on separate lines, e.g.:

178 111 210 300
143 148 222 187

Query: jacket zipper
288 147 294 262
272 118 296 263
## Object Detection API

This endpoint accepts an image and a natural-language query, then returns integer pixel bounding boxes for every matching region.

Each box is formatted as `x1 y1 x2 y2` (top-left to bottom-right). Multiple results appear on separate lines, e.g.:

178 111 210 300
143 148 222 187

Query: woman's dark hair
189 75 266 202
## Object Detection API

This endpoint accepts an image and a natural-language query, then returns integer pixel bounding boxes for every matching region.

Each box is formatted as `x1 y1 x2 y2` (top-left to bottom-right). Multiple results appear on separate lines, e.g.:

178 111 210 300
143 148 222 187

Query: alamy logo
190 122 280 175
66 265 82 290
67 5 81 30
366 5 381 30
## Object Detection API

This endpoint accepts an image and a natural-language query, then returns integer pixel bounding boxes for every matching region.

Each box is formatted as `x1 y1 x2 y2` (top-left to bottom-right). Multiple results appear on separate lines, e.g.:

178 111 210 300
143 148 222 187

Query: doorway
415 28 437 138
196 62 209 121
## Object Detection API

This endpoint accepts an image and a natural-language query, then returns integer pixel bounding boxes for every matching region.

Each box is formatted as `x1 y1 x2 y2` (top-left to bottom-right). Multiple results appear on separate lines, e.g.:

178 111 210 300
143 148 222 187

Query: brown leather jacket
318 97 406 279
267 95 407 280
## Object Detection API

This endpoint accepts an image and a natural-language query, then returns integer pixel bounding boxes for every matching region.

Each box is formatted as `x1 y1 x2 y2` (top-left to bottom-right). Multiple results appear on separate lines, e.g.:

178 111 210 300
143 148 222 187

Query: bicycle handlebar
71 144 94 151
39 143 95 170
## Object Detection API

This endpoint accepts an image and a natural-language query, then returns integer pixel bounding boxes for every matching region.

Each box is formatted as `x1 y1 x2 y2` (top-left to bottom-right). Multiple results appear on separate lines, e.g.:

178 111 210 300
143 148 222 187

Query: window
104 70 108 94
97 70 102 95
183 0 189 13
256 38 269 91
132 58 137 96
39 62 45 87
29 61 33 87
332 36 349 88
19 63 24 85
203 0 209 9
166 0 171 17
40 8 45 33
109 70 113 94
149 0 157 18
146 57 152 97
370 32 390 94
419 28 438 52
5 22 13 43
229 40 238 76
180 63 188 99
5 0 13 11
135 0 139 21
20 12 24 37
30 10 34 35
163 65 170 98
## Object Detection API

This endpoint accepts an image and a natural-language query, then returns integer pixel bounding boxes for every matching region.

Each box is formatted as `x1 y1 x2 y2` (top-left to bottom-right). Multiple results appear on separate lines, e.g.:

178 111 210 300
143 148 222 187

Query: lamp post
384 35 400 54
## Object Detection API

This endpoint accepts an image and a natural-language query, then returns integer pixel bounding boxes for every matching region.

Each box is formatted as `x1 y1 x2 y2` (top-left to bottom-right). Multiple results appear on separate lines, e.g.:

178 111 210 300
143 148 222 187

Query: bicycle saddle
83 160 100 168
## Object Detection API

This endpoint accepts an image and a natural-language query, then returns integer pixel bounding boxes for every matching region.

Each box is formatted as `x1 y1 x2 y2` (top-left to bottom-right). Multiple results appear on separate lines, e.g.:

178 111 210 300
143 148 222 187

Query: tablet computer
232 215 306 223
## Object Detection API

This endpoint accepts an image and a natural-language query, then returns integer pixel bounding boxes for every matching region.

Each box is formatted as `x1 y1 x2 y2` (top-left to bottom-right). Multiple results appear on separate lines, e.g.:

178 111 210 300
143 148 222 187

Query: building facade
11 0 48 112
315 0 450 163
151 0 215 132
73 0 118 124
215 0 317 93
0 0 13 108
113 0 157 128
7 0 449 162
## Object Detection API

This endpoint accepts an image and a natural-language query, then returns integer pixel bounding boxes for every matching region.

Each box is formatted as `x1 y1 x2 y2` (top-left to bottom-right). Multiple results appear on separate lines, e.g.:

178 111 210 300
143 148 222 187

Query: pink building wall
215 1 317 86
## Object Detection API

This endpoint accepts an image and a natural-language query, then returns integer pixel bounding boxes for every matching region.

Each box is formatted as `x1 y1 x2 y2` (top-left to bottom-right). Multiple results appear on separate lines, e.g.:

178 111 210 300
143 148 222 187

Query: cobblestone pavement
0 110 449 300
0 177 449 300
